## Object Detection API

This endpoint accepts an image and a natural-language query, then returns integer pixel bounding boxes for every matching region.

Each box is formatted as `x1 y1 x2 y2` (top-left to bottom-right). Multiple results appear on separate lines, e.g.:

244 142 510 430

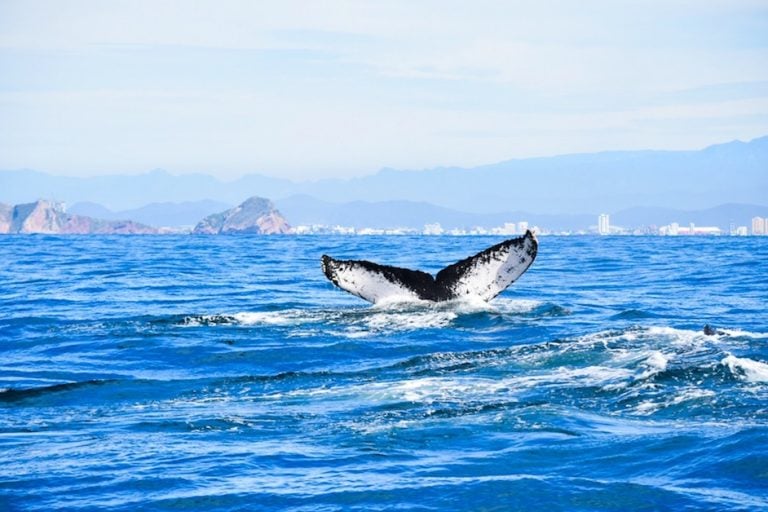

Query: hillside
192 197 290 234
0 200 158 234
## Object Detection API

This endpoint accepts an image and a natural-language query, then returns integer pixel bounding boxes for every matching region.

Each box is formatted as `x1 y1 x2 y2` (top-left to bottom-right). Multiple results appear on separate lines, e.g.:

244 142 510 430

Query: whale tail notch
321 230 538 304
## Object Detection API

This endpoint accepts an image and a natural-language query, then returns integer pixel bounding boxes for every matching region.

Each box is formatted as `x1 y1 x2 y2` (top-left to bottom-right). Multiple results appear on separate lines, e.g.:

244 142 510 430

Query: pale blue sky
1 0 767 179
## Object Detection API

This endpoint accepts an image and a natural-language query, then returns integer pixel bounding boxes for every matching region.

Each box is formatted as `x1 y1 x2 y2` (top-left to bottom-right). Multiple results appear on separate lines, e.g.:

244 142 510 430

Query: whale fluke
321 230 538 304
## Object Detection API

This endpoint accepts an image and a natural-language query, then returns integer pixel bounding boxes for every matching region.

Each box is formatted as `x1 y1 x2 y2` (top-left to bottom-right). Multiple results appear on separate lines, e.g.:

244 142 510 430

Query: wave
610 309 660 320
6 321 766 430
172 298 565 337
721 354 768 383
0 379 115 403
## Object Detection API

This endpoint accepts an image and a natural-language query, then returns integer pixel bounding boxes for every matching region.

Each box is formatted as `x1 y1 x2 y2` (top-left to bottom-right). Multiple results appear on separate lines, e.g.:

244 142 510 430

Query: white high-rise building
598 214 610 235
492 223 516 235
517 221 529 234
423 223 444 235
752 217 766 235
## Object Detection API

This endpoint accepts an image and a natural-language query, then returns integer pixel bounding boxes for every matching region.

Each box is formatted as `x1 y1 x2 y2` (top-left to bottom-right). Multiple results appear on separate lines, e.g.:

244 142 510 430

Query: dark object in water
703 324 725 336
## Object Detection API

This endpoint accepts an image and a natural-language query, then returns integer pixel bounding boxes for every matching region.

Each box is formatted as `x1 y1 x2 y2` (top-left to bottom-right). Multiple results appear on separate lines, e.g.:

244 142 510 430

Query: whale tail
321 230 538 304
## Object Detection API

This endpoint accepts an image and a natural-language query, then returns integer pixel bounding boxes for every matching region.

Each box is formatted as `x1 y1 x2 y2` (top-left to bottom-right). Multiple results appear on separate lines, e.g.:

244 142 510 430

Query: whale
321 230 538 304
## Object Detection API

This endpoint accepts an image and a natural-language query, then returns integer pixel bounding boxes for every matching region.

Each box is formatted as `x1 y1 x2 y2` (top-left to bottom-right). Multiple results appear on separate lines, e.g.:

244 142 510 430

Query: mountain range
2 136 766 216
276 198 768 231
69 200 231 228
53 197 768 232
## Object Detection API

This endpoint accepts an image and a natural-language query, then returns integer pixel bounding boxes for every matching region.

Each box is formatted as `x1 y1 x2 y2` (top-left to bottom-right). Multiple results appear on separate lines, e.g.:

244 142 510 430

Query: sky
0 0 767 180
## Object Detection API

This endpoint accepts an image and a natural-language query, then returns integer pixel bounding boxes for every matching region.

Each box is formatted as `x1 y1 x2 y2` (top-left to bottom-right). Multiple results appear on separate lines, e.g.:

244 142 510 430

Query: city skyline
291 215 765 237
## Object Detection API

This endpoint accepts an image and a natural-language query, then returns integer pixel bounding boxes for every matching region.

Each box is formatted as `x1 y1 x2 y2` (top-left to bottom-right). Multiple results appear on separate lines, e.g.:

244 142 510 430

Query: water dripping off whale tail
321 230 538 304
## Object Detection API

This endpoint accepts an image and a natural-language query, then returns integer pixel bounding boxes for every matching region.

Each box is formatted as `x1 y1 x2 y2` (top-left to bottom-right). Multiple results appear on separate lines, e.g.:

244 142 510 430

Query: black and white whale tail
321 230 538 304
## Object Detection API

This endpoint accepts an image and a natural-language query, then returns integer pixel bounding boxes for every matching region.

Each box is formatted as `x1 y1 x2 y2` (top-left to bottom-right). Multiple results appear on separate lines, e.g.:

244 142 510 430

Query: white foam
670 388 716 405
286 364 634 406
376 376 506 403
631 387 716 415
178 315 221 327
719 328 768 339
360 310 458 333
571 326 714 356
642 326 708 347
491 298 543 314
372 296 432 309
232 312 300 326
178 312 309 327
445 295 497 314
721 354 768 383
637 351 669 380
185 306 460 337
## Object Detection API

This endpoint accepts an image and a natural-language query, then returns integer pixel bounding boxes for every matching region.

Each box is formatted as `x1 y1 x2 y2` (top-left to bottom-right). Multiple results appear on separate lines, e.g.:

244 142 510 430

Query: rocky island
0 196 291 235
192 196 290 234
0 200 158 234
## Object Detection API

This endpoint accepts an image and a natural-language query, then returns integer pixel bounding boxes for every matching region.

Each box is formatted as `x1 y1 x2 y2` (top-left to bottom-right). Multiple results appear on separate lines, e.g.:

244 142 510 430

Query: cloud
0 0 766 177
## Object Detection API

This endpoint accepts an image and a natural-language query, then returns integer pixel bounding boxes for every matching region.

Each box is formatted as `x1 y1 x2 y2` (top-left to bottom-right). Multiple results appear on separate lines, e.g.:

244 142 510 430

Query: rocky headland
192 197 290 234
0 196 291 235
0 200 159 234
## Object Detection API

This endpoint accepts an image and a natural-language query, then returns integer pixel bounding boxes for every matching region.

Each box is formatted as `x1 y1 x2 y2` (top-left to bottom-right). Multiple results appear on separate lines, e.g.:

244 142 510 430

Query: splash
721 354 768 383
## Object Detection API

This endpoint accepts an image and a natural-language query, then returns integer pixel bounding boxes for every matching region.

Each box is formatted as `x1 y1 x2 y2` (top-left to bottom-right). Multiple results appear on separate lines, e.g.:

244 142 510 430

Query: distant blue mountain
2 136 767 214
274 195 597 231
276 196 767 231
69 199 232 227
309 136 766 214
611 203 768 229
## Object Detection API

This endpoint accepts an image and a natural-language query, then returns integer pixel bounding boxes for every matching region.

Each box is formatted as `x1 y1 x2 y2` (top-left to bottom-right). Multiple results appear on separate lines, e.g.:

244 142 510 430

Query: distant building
518 221 529 233
660 222 721 236
357 227 385 235
736 226 748 236
492 223 516 236
423 223 444 235
669 222 680 236
752 216 766 235
598 213 610 235
678 225 722 235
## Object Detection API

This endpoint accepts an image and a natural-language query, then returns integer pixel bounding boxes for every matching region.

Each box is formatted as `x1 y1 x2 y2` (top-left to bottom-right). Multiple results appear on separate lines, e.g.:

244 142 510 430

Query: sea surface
1 235 767 511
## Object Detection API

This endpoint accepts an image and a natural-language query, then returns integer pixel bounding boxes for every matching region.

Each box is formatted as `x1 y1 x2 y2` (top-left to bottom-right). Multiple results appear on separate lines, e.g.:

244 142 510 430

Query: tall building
423 223 443 235
598 213 610 235
752 217 766 235
518 221 529 234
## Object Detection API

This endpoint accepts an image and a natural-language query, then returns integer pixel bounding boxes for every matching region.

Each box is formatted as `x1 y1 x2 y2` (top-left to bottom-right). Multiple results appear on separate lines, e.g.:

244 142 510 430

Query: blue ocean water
1 235 767 511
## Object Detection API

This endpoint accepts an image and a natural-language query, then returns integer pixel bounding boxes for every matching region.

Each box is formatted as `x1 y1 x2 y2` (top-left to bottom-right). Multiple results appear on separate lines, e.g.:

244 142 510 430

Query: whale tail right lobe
435 230 538 301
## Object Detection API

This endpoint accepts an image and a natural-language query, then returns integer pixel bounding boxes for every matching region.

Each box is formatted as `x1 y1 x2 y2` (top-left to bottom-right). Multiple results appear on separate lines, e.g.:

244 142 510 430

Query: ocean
1 235 766 511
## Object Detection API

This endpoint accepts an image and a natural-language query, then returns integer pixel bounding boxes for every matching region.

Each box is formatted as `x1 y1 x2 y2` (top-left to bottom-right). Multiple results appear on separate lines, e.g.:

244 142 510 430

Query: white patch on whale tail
320 256 427 304
436 230 538 301
321 231 538 304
